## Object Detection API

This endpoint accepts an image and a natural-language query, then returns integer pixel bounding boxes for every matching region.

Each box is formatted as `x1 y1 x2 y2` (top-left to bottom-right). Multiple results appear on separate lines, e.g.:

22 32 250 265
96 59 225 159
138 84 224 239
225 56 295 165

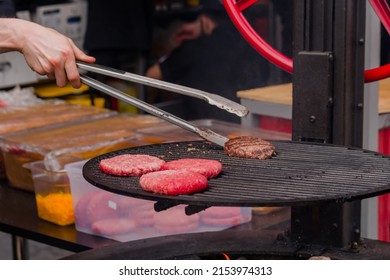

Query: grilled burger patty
224 136 276 159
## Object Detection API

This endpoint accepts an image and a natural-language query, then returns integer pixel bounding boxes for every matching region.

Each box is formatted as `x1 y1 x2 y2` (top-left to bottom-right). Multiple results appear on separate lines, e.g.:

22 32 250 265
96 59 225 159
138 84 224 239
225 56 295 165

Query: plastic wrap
0 100 112 135
1 114 165 191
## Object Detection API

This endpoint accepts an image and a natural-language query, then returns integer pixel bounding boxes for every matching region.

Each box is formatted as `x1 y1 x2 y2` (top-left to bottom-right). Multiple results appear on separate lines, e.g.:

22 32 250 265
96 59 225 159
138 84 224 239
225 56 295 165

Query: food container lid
0 100 113 136
0 114 166 171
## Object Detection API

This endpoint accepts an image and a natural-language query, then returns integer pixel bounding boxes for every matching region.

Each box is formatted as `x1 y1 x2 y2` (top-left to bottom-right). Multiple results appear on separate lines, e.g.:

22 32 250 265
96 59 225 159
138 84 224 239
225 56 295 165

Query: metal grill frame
83 140 390 210
77 0 386 257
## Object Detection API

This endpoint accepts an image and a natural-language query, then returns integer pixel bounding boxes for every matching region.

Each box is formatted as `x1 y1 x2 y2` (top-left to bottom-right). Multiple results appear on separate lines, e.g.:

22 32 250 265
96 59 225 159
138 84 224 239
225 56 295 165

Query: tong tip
216 104 249 117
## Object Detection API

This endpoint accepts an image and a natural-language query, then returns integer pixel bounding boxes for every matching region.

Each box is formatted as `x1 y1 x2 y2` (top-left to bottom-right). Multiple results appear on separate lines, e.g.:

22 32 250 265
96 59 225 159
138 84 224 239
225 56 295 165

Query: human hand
14 19 95 88
172 19 202 47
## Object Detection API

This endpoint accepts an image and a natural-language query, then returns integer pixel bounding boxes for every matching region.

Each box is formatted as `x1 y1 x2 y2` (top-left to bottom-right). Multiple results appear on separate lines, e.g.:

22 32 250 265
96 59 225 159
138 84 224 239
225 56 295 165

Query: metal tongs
77 62 248 147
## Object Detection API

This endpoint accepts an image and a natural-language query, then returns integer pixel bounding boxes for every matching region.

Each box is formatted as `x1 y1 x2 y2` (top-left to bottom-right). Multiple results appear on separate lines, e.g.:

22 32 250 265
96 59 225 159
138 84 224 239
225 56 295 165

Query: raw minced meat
99 154 165 176
161 158 222 178
139 169 208 195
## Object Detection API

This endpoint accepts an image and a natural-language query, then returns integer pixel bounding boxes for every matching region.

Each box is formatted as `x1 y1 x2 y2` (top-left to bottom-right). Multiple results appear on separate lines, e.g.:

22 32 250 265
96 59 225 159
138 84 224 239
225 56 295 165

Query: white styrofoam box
33 2 87 49
0 52 38 89
65 160 252 242
16 10 32 21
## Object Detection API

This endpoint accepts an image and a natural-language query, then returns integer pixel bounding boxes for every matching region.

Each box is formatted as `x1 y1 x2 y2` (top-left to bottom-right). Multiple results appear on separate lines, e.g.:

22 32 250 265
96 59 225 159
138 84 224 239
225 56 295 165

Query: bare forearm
0 18 22 52
0 18 96 88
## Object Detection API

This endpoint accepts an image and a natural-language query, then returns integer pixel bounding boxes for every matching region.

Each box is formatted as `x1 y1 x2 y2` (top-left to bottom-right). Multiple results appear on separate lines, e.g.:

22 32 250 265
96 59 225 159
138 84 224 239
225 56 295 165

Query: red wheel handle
370 0 390 34
222 0 390 83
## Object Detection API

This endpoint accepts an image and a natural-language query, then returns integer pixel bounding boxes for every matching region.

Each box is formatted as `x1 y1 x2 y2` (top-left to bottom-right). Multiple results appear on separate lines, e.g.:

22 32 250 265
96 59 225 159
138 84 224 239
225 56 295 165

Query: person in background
84 0 153 71
0 0 95 88
83 0 154 109
146 0 271 124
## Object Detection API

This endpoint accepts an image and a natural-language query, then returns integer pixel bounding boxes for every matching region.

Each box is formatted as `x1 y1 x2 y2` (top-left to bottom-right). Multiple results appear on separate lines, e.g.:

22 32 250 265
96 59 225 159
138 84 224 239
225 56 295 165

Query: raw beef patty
139 170 208 195
200 207 243 227
99 154 165 176
153 205 200 234
161 158 222 178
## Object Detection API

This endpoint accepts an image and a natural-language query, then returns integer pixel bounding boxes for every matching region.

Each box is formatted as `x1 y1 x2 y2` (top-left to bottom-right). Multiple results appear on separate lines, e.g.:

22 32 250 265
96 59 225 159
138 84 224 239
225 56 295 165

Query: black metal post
291 0 366 248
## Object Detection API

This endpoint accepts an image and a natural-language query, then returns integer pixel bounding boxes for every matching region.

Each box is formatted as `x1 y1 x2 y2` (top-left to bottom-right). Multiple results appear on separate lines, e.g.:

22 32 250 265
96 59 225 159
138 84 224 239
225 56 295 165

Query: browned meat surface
224 136 276 159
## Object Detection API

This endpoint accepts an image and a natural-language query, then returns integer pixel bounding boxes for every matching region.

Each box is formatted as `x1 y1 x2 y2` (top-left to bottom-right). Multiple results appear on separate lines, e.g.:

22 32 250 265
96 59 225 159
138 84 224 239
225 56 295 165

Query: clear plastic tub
65 160 252 242
24 160 74 226
0 114 164 192
0 100 112 179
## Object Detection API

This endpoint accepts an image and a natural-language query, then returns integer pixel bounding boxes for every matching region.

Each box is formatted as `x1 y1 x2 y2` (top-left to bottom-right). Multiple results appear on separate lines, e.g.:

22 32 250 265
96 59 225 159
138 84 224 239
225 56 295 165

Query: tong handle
77 62 248 117
80 74 228 147
77 61 209 99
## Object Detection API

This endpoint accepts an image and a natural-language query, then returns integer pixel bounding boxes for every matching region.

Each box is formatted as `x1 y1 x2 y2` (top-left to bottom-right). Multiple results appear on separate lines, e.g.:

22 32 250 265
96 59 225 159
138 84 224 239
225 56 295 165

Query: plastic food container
0 114 164 192
66 160 252 242
0 100 112 178
25 160 74 226
0 100 111 135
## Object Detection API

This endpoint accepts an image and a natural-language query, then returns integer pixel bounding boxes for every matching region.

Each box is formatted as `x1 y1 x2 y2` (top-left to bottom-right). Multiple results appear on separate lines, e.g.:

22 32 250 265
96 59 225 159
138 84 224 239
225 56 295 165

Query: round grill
83 140 390 207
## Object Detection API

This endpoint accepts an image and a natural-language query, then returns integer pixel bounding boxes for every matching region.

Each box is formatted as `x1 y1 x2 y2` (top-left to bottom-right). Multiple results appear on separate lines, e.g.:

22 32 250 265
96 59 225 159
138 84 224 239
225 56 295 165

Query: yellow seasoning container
35 192 74 226
25 161 75 226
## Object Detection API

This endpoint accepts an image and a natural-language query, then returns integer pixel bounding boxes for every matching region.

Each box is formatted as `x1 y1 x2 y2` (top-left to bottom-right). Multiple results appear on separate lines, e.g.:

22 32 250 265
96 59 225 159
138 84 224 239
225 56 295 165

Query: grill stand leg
291 202 362 249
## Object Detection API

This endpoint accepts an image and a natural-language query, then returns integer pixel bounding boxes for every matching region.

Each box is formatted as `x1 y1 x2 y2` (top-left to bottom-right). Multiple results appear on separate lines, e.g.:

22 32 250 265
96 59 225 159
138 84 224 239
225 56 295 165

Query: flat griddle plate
83 140 390 208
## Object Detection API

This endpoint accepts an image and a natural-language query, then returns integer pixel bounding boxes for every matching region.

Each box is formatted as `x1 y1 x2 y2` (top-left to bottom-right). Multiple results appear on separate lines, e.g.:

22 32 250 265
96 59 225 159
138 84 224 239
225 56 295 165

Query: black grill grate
83 140 390 207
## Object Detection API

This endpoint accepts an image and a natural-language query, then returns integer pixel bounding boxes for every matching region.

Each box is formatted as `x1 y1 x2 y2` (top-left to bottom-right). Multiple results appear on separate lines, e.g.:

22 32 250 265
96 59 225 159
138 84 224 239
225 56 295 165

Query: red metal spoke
224 0 390 82
369 0 390 35
235 0 259 12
